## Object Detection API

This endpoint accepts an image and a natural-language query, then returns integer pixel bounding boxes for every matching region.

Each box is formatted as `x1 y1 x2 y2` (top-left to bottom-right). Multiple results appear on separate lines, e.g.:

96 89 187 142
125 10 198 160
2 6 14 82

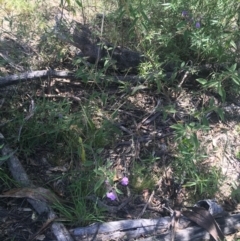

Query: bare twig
138 99 162 127
0 52 24 71
29 217 55 241
178 71 189 88
39 93 81 103
18 100 35 141
137 190 155 219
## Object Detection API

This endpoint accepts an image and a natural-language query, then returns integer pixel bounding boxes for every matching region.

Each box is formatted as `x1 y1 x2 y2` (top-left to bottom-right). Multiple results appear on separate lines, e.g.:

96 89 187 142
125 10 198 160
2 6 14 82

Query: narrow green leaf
131 85 147 95
184 182 196 187
75 0 82 7
217 82 223 97
94 178 105 193
140 9 149 22
215 108 224 121
232 75 240 86
230 40 237 50
192 133 199 149
202 116 209 126
115 187 123 194
228 63 237 72
79 137 85 163
171 123 184 131
196 78 207 85
204 81 219 88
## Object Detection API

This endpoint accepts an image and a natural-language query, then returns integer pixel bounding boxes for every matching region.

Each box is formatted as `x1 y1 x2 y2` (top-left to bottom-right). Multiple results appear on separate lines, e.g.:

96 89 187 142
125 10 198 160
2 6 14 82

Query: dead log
0 69 146 87
0 70 74 87
54 14 145 72
70 214 240 241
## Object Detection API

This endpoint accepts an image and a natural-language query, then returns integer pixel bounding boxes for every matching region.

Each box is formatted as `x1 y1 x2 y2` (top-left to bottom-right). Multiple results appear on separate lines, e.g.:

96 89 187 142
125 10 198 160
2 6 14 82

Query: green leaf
106 161 112 169
176 21 187 29
131 85 147 95
232 75 240 86
196 78 207 85
228 63 237 72
180 62 186 68
78 137 86 163
217 82 223 97
83 161 93 167
209 98 214 106
115 187 123 194
140 9 149 22
184 181 196 187
75 0 82 7
93 169 104 175
204 80 219 88
215 108 224 121
94 178 105 193
230 40 237 50
202 116 209 126
171 123 183 130
192 133 199 149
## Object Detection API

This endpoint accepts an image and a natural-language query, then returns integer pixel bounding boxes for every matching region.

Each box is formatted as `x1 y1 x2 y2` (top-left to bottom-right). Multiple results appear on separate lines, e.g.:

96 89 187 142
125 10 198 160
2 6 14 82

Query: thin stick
178 71 189 88
137 190 155 219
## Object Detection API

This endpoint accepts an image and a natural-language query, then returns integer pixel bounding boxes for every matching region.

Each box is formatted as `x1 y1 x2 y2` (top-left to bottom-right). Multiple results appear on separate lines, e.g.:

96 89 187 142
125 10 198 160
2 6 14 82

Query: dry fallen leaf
0 187 62 204
182 206 224 241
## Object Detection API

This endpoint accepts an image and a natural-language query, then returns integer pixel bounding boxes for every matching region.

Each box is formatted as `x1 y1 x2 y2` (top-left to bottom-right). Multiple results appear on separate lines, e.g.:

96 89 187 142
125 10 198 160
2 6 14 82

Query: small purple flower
106 191 116 201
182 11 188 18
195 22 201 28
120 177 129 186
57 113 63 119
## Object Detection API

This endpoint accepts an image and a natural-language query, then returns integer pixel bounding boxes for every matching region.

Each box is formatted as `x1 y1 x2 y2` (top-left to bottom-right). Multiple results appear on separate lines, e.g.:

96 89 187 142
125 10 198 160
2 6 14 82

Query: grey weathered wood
70 217 170 240
139 214 240 241
70 214 240 241
0 70 74 87
0 69 146 87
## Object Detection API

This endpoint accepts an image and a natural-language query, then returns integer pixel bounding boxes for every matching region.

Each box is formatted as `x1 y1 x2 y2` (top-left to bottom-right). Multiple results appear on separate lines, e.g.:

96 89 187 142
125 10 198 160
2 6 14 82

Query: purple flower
196 22 201 28
57 113 63 118
120 177 129 186
182 11 188 18
106 191 116 201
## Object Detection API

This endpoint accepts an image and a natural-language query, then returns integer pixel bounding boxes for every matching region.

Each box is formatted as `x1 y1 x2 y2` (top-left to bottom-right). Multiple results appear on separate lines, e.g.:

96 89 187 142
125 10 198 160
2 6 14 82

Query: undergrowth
0 0 240 227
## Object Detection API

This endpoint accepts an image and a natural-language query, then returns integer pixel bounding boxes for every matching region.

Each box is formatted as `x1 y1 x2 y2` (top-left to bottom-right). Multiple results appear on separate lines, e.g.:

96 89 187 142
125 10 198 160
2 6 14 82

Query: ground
0 1 240 240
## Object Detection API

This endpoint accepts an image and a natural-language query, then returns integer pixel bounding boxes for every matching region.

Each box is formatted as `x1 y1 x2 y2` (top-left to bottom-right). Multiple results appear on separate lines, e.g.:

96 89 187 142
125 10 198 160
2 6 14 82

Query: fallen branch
0 70 74 87
70 213 240 241
38 93 81 103
0 69 147 87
